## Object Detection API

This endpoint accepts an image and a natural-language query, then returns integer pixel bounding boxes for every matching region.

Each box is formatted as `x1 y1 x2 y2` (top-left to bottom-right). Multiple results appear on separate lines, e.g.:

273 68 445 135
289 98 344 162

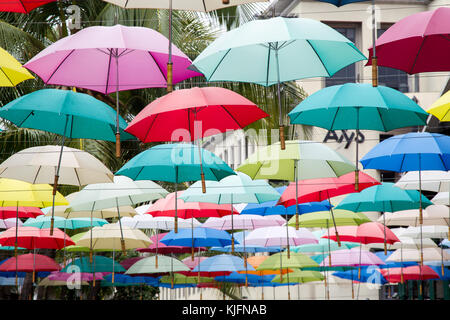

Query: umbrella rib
208 49 231 81
32 166 42 185
0 68 15 86
147 52 167 82
305 40 330 76
47 49 76 84
105 49 113 94
266 44 271 87
409 36 427 74
221 106 243 128
376 108 387 132
16 111 35 128
74 168 82 187
143 113 159 142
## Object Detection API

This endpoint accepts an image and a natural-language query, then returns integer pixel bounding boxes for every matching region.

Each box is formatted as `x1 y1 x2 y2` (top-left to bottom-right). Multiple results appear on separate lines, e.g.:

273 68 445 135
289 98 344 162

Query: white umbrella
120 215 201 230
395 171 450 192
0 218 22 229
135 204 152 215
202 214 284 230
364 237 437 250
378 205 450 227
400 225 448 239
244 226 317 247
432 192 450 205
68 176 168 256
386 247 450 263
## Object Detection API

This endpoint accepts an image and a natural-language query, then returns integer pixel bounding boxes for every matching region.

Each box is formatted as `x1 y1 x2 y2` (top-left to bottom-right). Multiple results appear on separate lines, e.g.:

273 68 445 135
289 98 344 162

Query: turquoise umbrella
0 88 135 234
190 16 366 149
23 216 108 230
115 143 235 232
288 83 428 190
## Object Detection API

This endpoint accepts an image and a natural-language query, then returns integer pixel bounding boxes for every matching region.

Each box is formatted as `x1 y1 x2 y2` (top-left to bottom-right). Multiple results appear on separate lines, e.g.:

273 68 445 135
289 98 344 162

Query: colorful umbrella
380 266 440 283
202 214 284 230
125 255 190 275
115 143 235 232
0 218 22 229
271 270 324 284
0 207 43 219
287 210 371 228
427 90 450 122
191 254 255 277
23 216 108 229
378 205 450 227
0 227 74 249
0 0 56 13
48 271 105 282
210 231 282 253
0 253 60 283
24 25 200 156
245 226 318 247
190 16 366 148
120 215 202 230
137 232 207 255
0 47 34 86
367 7 450 74
333 266 387 285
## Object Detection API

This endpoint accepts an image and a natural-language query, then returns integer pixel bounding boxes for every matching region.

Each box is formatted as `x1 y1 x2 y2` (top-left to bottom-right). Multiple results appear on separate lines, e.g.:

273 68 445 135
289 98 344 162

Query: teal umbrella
23 216 108 230
115 143 235 232
0 88 135 234
190 16 366 149
288 83 428 190
179 172 280 257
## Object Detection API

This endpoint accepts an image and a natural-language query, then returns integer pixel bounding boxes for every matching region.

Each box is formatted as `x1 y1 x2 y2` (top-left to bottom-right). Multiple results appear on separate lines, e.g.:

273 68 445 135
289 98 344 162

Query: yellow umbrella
0 48 34 86
427 90 450 122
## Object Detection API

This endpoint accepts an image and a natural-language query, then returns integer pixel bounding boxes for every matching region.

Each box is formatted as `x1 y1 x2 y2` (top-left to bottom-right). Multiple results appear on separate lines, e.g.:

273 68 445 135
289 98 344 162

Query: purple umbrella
24 24 201 157
48 271 106 282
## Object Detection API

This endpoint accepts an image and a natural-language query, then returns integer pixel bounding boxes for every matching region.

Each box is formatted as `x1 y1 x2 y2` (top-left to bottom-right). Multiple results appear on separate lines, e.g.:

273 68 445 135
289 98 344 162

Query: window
377 26 411 92
325 26 357 87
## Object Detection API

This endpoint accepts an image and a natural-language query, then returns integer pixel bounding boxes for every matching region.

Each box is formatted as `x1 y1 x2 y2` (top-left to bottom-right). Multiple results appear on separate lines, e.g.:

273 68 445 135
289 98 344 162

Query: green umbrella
179 172 280 254
63 232 114 253
23 216 108 229
125 255 190 275
287 210 371 228
292 238 360 254
288 83 428 190
159 273 214 289
115 143 235 233
271 269 324 284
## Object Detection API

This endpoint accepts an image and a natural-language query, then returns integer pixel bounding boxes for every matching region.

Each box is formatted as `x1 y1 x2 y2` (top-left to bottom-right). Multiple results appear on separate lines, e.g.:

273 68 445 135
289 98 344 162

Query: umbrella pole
63 220 67 267
15 204 18 288
115 52 121 158
295 160 299 230
419 162 423 225
51 115 69 235
175 167 179 233
115 198 127 255
231 198 235 253
355 108 360 191
279 247 283 283
191 211 195 261
287 267 291 300
90 203 95 264
371 0 378 88
326 220 332 267
195 124 206 194
351 269 354 299
358 242 362 280
155 229 159 268
275 44 285 150
327 191 341 247
32 248 35 284
112 249 115 284
401 246 404 284
167 0 173 93
383 213 387 255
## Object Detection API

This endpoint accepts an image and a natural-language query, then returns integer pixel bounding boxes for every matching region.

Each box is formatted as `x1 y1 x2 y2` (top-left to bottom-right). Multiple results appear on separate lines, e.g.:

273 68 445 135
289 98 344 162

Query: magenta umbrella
47 271 106 282
24 24 201 157
367 7 450 74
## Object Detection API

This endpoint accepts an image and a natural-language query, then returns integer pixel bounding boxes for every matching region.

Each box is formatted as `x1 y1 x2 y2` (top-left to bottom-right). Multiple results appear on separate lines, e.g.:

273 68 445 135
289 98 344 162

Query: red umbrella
380 266 440 283
0 226 75 249
367 7 450 74
0 253 60 283
146 191 238 219
0 0 57 13
120 257 144 271
277 171 379 243
125 86 268 192
0 207 44 219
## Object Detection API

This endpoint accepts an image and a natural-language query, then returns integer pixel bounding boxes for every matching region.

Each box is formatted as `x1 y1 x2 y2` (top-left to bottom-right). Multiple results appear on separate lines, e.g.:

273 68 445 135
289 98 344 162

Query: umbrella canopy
24 216 108 229
373 251 417 269
160 227 234 248
181 256 208 270
378 205 450 227
292 238 360 253
115 143 235 183
76 223 152 251
103 0 268 11
0 227 74 249
215 272 275 285
61 256 125 273
24 24 200 94
395 171 450 193
400 225 448 239
159 273 213 286
288 83 428 131
380 266 440 283
0 0 56 13
125 255 190 275
316 0 368 6
277 171 380 207
366 237 437 250
0 145 114 185
0 89 134 141
333 266 388 285
271 270 324 284
210 231 282 253
0 178 68 207
432 192 450 205
191 254 255 276
137 232 207 254
0 218 22 229
386 247 450 263
0 254 60 272
287 210 371 228
191 17 366 86
120 215 202 230
238 256 293 276
0 47 33 86
256 252 319 270
320 248 385 267
244 226 318 247
203 214 285 230
322 223 400 245
427 90 450 122
146 191 237 219
367 7 450 74
237 140 355 181
63 232 113 253
48 271 105 282
335 183 433 212
125 86 268 142
360 133 450 172
0 207 43 219
67 176 168 212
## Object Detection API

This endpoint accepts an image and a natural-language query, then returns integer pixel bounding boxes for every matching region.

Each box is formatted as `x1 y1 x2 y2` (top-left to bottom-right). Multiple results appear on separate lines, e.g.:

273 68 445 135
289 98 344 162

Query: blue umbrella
361 132 450 224
427 265 450 280
192 254 255 275
333 265 388 284
102 273 159 286
317 0 369 5
210 231 281 253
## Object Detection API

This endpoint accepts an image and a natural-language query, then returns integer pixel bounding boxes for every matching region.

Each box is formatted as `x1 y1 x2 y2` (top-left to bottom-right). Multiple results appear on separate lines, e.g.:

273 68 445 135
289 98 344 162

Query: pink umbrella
48 271 105 282
181 256 208 270
24 24 201 157
367 7 450 74
0 218 22 229
320 247 385 267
